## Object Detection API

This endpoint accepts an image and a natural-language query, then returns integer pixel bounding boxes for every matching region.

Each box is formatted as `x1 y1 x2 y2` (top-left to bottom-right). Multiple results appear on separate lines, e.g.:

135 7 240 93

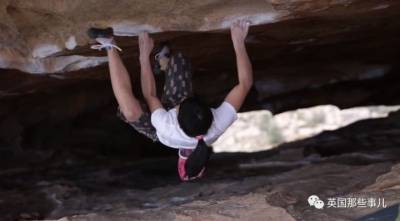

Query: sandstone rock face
2 0 365 74
1 0 399 154
364 163 400 192
0 0 399 106
0 0 280 73
0 0 396 73
0 1 400 220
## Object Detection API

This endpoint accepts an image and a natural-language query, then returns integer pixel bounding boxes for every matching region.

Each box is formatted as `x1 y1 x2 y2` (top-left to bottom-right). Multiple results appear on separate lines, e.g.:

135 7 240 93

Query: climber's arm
139 32 163 113
225 20 253 111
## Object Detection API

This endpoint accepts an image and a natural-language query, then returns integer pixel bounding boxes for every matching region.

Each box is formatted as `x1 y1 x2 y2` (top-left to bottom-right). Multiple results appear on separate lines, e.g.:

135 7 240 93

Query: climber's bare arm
225 20 253 111
139 32 163 113
108 49 143 122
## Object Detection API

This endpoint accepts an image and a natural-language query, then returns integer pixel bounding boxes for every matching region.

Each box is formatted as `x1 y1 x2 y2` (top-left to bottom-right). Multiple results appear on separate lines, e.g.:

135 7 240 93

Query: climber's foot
87 27 122 51
153 43 170 74
87 27 114 39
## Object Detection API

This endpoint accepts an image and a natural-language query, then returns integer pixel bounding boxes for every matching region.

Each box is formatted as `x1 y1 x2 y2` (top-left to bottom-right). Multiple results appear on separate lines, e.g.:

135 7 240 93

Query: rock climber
88 20 253 181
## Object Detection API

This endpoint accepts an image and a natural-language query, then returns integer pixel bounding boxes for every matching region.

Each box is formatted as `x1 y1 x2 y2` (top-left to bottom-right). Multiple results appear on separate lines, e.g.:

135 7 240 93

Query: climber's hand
139 32 154 59
230 20 250 48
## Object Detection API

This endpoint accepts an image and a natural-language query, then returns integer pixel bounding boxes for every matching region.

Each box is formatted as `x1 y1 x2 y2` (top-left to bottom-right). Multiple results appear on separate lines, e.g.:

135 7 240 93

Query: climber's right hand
230 20 250 49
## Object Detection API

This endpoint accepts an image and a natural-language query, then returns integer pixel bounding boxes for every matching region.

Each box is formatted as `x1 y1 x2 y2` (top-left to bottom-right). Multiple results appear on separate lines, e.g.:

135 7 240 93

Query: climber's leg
109 49 158 142
161 52 193 109
88 27 158 142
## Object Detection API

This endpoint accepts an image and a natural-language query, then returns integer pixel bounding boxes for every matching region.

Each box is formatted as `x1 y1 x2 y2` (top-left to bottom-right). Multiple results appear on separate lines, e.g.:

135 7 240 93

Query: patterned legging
117 52 193 141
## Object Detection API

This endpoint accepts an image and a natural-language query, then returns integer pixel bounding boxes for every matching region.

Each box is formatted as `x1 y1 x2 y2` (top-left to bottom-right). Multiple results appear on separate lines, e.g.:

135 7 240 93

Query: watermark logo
308 195 325 209
308 195 387 209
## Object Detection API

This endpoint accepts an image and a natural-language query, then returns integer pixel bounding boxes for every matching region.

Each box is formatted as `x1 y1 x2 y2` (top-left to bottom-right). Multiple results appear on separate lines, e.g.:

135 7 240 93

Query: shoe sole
154 42 170 60
87 27 114 39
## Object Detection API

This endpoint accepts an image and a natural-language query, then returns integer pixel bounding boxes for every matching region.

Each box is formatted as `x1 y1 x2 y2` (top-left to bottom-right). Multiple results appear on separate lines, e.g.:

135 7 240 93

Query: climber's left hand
139 32 154 59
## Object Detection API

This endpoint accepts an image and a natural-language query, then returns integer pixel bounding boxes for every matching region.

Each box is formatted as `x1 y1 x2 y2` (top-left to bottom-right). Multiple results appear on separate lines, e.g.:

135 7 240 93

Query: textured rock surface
1 0 400 110
1 0 400 155
1 111 400 221
0 0 355 73
1 1 400 220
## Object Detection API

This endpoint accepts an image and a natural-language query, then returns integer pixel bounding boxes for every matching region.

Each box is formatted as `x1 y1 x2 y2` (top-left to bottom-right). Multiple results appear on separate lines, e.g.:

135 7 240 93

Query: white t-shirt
151 101 238 149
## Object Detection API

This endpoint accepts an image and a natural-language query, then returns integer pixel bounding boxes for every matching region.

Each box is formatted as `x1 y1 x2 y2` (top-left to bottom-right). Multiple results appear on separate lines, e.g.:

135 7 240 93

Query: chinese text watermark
308 195 387 210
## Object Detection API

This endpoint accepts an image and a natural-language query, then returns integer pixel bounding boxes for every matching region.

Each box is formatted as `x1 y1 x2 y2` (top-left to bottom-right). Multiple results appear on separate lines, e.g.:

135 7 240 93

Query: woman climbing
88 20 253 181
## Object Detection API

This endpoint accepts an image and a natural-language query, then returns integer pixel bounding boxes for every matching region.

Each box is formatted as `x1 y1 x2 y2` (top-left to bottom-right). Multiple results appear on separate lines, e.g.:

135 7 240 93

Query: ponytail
185 138 212 179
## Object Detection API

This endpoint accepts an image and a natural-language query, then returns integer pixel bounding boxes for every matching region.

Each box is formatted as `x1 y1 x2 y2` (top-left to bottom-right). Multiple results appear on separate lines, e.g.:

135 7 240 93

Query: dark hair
178 97 213 137
185 139 212 178
178 97 213 179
